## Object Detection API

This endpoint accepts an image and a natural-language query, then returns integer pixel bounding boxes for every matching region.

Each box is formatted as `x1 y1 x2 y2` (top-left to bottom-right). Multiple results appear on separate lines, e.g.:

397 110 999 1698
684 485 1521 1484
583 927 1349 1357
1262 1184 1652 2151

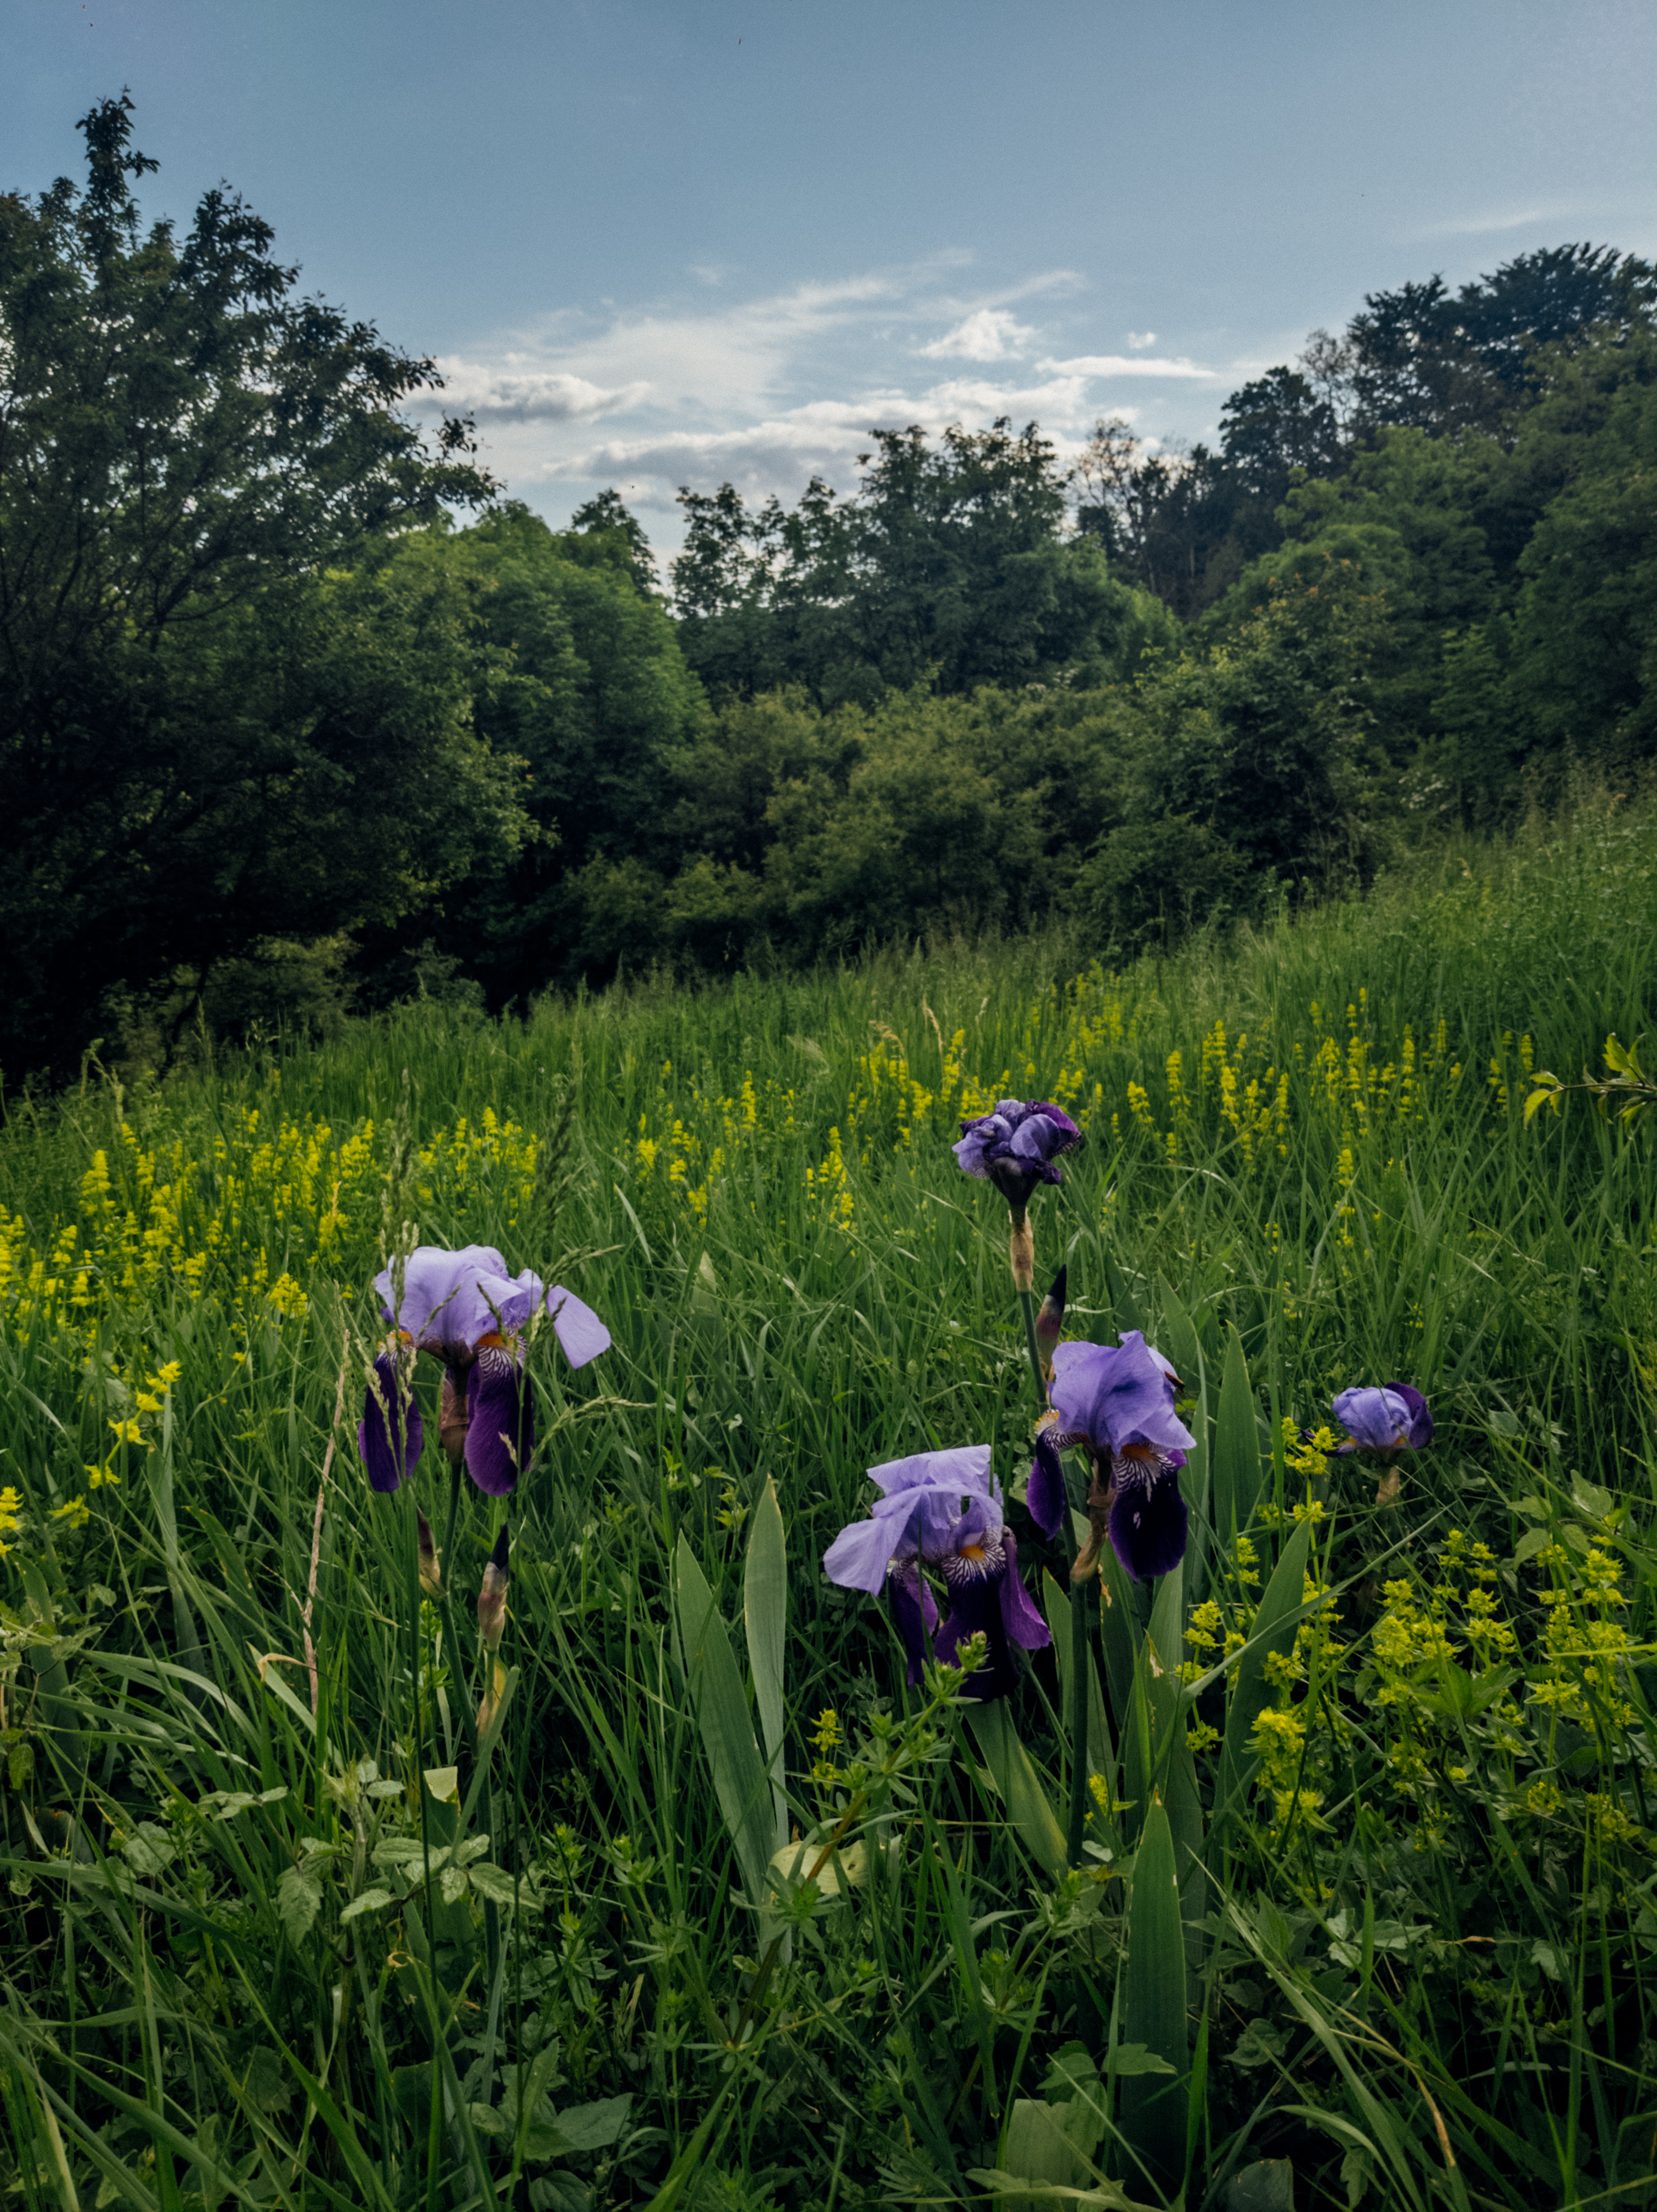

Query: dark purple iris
1104 1443 1190 1582
1048 1332 1196 1582
1333 1384 1433 1453
933 1506 1051 1701
953 1099 1082 1213
824 1451 1050 1700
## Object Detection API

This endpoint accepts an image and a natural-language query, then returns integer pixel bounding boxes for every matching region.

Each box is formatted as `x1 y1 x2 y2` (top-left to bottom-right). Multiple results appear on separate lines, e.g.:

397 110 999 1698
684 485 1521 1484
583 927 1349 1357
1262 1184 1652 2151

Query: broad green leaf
999 2098 1093 2188
743 1476 789 1851
468 1860 519 1906
1212 1326 1260 1541
277 1864 323 1945
339 1887 396 1923
965 1700 1067 1878
548 2093 632 2153
1145 1568 1204 1979
672 1533 775 1907
1226 2157 1296 2212
1118 1797 1189 2192
1210 1518 1313 1859
1042 1571 1112 1787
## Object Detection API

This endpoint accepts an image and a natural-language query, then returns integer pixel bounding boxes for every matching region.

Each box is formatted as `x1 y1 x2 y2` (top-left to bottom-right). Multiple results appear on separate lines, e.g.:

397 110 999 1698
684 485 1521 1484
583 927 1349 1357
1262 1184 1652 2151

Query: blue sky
6 0 1655 555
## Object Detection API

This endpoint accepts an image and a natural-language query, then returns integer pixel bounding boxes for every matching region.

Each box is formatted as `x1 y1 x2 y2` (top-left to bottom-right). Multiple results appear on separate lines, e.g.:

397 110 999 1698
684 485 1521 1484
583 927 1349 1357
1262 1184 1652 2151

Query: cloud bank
424 259 1240 535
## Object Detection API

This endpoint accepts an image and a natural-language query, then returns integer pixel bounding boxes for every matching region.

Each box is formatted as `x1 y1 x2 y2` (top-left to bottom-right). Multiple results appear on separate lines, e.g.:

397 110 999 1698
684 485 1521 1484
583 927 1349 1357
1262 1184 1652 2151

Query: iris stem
440 1457 463 1588
1017 1284 1091 1868
1017 1289 1044 1397
1066 1568 1090 1867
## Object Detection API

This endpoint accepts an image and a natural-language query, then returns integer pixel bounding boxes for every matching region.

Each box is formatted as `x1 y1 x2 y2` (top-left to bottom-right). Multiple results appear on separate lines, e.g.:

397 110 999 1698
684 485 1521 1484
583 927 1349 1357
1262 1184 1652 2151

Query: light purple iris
953 1099 1082 1212
373 1246 610 1368
824 1447 1050 1699
1050 1332 1196 1582
358 1244 610 1497
933 1501 1052 1700
822 1446 999 1592
1334 1384 1433 1454
1049 1332 1195 1462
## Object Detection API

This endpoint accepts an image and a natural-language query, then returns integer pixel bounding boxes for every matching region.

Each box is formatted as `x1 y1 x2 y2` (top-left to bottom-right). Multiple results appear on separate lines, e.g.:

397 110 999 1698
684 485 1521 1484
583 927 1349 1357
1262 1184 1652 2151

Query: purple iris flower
1333 1384 1433 1454
933 1502 1052 1701
359 1245 610 1497
1049 1333 1196 1583
953 1099 1082 1213
825 1446 1050 1698
821 1446 998 1592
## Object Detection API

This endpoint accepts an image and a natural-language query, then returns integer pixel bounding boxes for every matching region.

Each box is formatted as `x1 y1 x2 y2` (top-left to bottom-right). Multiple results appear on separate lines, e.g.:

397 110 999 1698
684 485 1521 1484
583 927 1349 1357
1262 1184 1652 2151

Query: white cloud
1040 352 1219 379
566 370 1107 492
1127 330 1157 350
919 307 1037 360
414 259 1234 544
1406 204 1581 240
437 361 649 422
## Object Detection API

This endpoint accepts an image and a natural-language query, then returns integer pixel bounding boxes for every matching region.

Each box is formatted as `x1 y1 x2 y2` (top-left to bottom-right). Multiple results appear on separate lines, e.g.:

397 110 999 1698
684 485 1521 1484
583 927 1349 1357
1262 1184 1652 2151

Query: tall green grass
0 803 1653 2210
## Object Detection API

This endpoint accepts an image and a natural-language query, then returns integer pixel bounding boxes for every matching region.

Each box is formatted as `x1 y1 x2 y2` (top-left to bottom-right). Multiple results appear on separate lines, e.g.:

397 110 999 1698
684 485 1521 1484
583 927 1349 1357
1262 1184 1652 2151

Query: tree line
4 96 1656 1082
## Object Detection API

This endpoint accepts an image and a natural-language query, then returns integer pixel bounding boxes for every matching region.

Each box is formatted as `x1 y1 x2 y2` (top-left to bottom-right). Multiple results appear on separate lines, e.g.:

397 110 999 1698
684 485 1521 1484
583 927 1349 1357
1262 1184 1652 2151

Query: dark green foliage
0 96 510 1080
672 421 1176 702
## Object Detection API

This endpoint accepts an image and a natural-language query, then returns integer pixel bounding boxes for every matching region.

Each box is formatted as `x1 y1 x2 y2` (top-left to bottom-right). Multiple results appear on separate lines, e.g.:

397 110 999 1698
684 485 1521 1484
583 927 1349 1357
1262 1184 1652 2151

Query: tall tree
673 419 1171 700
0 95 508 1077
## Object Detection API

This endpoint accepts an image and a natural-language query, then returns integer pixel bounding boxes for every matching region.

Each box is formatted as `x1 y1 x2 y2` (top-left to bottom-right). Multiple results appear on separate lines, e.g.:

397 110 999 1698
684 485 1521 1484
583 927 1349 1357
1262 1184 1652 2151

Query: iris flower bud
1035 1266 1066 1363
416 1510 442 1596
477 1525 509 1653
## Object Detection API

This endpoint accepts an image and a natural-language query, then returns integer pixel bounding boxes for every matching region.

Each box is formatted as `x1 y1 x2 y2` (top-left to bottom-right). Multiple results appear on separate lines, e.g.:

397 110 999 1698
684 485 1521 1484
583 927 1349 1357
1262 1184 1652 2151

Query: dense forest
4 96 1656 1081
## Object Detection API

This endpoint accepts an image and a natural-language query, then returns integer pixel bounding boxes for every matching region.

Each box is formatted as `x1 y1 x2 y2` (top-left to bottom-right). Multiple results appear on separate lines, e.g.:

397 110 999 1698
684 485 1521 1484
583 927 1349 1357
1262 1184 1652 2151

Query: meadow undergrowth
1 806 1654 2211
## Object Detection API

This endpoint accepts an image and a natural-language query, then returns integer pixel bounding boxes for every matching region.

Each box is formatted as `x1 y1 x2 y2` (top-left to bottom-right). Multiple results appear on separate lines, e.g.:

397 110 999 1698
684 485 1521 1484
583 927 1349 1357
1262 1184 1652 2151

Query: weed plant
0 805 1654 2210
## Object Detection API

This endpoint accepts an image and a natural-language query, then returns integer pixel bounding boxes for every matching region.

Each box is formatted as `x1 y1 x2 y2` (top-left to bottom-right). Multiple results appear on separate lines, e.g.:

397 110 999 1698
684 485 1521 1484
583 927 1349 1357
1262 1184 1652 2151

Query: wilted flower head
953 1100 1082 1216
1049 1333 1195 1584
357 1245 610 1498
1334 1384 1433 1454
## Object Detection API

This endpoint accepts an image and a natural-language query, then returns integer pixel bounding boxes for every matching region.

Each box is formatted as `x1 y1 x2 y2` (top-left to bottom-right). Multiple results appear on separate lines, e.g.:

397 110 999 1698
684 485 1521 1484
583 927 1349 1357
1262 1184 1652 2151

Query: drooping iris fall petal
464 1348 535 1497
887 1562 939 1686
1026 1428 1067 1539
358 1349 423 1492
935 1516 1051 1701
1107 1449 1189 1583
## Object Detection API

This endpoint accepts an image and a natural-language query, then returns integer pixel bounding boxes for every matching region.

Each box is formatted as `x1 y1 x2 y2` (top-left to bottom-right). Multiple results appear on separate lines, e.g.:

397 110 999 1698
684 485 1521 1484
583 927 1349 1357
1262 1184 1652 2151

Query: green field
1 804 1654 2211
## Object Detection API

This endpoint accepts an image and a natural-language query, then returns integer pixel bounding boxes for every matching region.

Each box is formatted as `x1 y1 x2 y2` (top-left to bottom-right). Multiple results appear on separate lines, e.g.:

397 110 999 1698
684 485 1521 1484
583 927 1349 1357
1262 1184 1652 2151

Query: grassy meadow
1 803 1655 2212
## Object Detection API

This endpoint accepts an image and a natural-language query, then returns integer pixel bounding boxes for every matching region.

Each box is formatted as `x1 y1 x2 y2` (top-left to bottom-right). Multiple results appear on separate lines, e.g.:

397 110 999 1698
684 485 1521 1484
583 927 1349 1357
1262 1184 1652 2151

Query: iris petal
888 1564 938 1686
358 1351 423 1492
464 1348 534 1497
1108 1466 1188 1582
1026 1429 1067 1539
